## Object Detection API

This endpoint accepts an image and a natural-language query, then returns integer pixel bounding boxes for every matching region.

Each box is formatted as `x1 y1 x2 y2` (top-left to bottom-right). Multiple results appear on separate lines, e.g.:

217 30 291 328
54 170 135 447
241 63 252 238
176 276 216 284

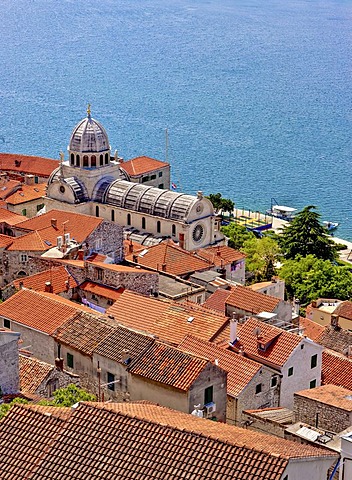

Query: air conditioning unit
64 233 70 245
57 236 63 249
204 402 216 417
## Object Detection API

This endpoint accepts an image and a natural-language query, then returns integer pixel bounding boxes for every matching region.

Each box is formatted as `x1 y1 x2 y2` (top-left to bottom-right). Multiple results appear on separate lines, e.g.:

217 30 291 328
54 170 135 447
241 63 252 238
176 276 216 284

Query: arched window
83 155 89 167
76 154 80 167
142 217 146 230
172 224 176 236
100 154 104 166
127 213 131 226
157 221 161 234
91 155 96 167
111 209 115 222
105 153 109 165
70 153 75 166
96 205 100 217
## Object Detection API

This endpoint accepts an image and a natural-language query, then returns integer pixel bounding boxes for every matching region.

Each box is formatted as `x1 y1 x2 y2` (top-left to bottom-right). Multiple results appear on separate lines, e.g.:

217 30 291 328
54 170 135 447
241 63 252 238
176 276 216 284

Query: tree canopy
47 384 96 407
279 205 337 261
242 236 281 282
279 254 352 305
221 222 255 250
206 192 234 216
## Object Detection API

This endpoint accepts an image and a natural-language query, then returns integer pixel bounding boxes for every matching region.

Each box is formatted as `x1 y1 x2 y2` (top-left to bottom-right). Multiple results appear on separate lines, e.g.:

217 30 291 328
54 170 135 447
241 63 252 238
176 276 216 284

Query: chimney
121 349 131 365
55 357 64 371
216 247 221 257
161 263 167 272
51 218 57 229
179 233 185 250
24 174 35 185
77 249 84 260
132 254 138 263
19 281 24 289
230 317 238 344
293 298 300 315
45 281 53 293
312 300 317 308
129 240 133 254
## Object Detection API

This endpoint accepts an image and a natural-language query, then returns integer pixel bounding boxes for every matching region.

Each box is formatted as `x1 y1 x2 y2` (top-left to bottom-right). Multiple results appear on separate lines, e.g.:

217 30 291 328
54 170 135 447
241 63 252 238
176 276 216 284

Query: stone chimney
24 174 35 185
179 233 185 250
129 240 133 254
77 249 84 261
230 317 238 344
51 218 57 229
161 263 167 272
55 357 64 371
45 281 53 293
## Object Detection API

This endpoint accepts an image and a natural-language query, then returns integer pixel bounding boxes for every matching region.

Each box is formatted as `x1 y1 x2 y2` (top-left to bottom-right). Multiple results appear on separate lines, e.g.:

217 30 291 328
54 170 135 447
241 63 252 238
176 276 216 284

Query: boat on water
323 221 339 231
266 199 297 222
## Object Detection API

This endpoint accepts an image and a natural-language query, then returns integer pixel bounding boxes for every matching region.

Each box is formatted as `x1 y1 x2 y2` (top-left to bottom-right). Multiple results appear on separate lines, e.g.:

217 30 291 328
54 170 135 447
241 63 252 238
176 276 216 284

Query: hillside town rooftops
0 153 59 177
13 266 78 293
5 183 46 205
0 207 27 225
203 288 233 313
179 334 262 397
106 290 229 345
122 156 169 176
0 234 14 249
322 349 352 391
195 245 245 266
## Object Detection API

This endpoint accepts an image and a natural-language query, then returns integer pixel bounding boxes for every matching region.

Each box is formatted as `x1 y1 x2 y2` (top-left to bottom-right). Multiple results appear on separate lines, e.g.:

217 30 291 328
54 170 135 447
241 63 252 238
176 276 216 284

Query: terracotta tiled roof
0 289 90 334
179 335 261 397
122 156 169 176
226 285 280 314
79 281 123 301
195 245 245 266
128 341 211 391
126 241 211 276
0 233 14 249
0 207 27 225
0 180 21 199
89 402 335 460
91 260 154 274
94 324 155 362
0 153 59 176
5 183 46 205
229 317 302 368
203 288 233 313
335 301 352 320
298 316 325 341
13 266 78 293
322 349 352 390
295 384 352 411
6 228 51 251
317 325 352 354
15 209 103 241
85 252 107 263
19 354 53 393
53 311 116 357
106 290 229 345
0 404 67 479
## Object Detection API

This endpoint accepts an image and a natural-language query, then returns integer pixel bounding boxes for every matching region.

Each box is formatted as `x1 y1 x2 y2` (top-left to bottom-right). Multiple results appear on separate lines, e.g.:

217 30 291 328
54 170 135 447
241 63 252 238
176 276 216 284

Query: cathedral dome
68 106 110 153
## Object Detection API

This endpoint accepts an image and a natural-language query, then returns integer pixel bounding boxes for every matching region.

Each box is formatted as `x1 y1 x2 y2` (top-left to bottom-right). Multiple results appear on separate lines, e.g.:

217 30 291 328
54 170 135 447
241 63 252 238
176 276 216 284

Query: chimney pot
45 281 53 293
162 263 167 272
51 218 57 229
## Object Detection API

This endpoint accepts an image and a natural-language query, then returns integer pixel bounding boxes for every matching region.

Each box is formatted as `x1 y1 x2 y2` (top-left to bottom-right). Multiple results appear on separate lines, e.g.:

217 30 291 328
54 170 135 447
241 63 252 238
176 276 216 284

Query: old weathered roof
0 153 59 177
106 290 228 345
122 156 169 176
0 207 27 225
5 183 46 205
195 245 245 266
295 384 352 411
19 354 53 393
79 281 123 301
13 266 78 293
203 288 233 313
128 341 211 391
226 285 280 314
179 335 262 397
322 349 352 391
335 301 352 320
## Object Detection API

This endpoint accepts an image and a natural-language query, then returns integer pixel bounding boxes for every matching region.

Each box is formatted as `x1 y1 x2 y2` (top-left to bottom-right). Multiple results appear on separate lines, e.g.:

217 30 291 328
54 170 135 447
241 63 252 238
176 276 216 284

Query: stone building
45 107 224 251
0 330 20 395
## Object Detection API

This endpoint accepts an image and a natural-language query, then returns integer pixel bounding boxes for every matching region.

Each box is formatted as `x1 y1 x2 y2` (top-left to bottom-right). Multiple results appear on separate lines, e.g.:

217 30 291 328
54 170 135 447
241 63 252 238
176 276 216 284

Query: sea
0 0 351 238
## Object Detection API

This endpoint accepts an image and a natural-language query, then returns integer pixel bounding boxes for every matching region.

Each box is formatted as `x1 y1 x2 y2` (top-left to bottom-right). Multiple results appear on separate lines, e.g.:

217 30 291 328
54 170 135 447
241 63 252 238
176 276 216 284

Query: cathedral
45 107 224 251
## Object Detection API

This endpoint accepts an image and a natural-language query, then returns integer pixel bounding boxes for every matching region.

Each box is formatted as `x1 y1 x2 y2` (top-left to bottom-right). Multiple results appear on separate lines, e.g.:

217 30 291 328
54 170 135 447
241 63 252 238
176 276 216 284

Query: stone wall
294 395 352 433
35 366 80 397
0 331 20 395
85 220 124 263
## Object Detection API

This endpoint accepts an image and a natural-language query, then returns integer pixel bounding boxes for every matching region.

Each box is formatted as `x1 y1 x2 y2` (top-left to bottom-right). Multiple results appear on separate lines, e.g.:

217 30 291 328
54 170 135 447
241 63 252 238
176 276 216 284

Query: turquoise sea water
0 0 351 237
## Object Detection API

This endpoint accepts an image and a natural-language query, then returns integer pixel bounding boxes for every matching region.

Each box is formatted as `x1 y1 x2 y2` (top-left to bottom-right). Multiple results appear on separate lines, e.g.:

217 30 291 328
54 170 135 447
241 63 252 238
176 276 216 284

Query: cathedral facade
45 108 224 251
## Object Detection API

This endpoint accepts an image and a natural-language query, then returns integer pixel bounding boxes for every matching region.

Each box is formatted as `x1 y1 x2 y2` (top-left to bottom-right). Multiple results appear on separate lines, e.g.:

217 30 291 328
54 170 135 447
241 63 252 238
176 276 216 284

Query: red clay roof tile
122 156 169 176
0 153 59 177
226 285 280 314
13 266 78 293
322 349 352 390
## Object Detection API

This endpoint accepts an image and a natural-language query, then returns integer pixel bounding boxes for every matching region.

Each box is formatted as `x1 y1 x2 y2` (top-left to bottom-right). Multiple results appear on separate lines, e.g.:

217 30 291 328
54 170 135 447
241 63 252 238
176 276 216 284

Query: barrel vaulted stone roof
179 335 262 397
106 290 229 345
122 156 169 176
0 153 59 177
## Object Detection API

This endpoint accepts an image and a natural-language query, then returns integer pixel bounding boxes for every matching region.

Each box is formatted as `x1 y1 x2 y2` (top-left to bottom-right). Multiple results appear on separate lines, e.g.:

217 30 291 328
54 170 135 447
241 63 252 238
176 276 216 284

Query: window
172 224 176 236
34 176 39 184
76 154 80 166
67 353 74 368
105 153 109 165
96 268 103 282
311 354 317 369
142 176 149 183
271 376 277 388
255 383 262 394
83 155 89 167
21 209 27 216
127 213 131 226
196 295 202 304
288 367 294 377
159 171 163 177
142 217 146 230
283 476 288 480
107 299 113 306
20 253 28 263
100 154 104 166
37 203 44 212
107 372 115 391
204 385 213 405
111 209 115 222
310 379 317 389
151 174 156 180
158 184 164 189
4 319 10 329
157 221 161 234
95 205 100 217
301 344 304 349
91 155 96 167
70 154 74 166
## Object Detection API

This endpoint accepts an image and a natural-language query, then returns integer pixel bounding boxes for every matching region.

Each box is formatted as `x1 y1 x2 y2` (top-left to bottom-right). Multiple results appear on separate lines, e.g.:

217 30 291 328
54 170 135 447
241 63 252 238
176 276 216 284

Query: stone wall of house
0 331 20 395
36 367 80 397
92 353 130 402
241 413 286 438
188 362 228 422
85 220 124 263
1 250 40 287
294 395 352 433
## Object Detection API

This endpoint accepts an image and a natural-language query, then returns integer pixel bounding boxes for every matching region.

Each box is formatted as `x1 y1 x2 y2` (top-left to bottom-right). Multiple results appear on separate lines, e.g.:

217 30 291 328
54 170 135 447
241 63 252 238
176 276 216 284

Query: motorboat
323 221 339 231
266 204 297 221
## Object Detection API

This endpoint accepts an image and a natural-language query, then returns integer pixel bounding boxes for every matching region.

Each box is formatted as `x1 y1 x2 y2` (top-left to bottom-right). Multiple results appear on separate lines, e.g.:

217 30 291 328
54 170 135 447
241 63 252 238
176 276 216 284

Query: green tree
279 254 352 305
206 193 234 218
221 223 255 250
49 384 96 407
242 236 281 282
279 205 337 260
0 397 28 420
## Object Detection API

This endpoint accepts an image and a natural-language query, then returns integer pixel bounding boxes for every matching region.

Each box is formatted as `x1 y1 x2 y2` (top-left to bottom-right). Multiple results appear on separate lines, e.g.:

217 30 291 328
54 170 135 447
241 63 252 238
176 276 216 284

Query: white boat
266 204 297 221
323 221 339 231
